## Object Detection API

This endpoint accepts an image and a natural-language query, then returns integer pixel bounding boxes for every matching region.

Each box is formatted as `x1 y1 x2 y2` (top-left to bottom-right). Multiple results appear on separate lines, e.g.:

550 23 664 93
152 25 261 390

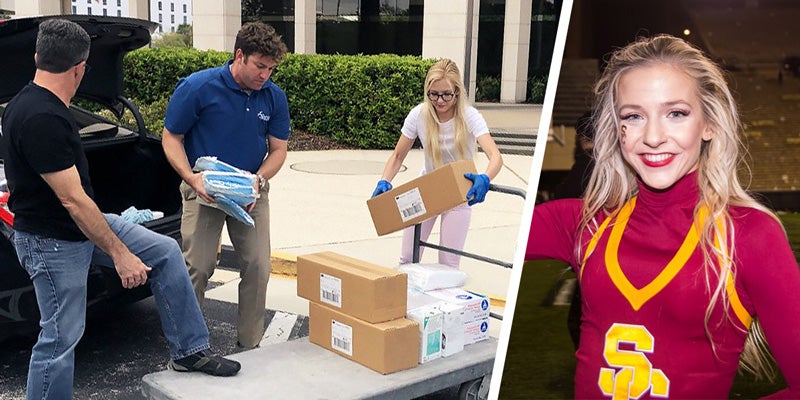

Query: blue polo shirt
164 59 291 173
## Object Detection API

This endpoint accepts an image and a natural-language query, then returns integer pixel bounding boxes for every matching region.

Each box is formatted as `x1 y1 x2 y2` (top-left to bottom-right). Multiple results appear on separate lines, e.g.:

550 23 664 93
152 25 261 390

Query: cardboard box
426 287 491 323
427 288 490 346
367 159 477 236
407 288 466 357
297 252 407 323
309 302 419 374
297 251 408 323
407 305 443 363
438 302 466 356
464 318 490 345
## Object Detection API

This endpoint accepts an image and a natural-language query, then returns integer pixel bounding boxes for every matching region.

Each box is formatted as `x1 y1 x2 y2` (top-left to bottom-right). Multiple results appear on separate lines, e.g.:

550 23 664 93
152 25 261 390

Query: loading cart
141 184 525 400
408 183 526 400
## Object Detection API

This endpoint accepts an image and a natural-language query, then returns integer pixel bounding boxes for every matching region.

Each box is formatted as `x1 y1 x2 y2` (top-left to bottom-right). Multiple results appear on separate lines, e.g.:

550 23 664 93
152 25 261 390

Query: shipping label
320 273 342 308
394 187 426 222
331 319 353 356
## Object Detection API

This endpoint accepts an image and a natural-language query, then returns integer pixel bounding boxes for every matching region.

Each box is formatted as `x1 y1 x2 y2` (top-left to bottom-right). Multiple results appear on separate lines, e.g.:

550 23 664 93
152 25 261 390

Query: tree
152 24 192 48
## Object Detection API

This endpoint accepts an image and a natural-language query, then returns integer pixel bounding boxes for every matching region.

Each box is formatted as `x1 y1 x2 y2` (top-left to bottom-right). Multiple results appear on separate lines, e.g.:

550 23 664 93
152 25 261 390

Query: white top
401 104 489 174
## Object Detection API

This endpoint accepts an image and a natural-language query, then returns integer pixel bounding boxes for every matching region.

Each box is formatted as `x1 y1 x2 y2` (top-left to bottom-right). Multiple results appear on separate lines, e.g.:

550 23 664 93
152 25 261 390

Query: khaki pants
179 181 271 348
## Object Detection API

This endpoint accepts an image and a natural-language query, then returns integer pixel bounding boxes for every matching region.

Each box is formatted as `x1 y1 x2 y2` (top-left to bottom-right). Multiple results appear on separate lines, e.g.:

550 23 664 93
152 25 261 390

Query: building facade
69 0 128 17
8 0 550 103
149 0 191 33
9 0 191 33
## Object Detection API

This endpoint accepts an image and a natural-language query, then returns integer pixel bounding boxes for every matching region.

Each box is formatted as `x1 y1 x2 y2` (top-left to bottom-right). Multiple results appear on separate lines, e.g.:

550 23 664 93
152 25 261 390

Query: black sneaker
169 350 241 377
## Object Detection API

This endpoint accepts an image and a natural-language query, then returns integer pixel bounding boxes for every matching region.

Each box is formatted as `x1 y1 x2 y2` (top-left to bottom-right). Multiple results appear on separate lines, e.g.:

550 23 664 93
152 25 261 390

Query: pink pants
400 202 472 268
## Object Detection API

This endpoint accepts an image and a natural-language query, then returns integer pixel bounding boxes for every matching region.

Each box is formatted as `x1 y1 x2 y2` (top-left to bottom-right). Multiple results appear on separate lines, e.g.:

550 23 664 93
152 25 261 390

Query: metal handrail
411 183 526 266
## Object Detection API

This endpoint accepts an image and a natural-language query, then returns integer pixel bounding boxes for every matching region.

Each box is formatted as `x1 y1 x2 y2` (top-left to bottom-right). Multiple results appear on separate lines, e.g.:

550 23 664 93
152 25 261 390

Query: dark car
0 15 182 342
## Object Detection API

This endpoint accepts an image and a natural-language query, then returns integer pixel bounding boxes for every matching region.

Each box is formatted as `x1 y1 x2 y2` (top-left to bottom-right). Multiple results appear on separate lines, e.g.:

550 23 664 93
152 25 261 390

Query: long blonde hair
583 34 780 378
422 59 471 168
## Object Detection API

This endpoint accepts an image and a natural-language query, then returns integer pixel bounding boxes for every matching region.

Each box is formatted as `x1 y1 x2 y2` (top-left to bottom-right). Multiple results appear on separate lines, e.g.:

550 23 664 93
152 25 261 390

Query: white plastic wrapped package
193 157 258 227
398 263 468 291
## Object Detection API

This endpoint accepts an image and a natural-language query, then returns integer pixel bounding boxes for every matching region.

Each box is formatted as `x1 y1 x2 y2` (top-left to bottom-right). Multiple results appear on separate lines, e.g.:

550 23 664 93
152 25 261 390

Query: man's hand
245 174 263 213
186 172 216 203
113 251 152 289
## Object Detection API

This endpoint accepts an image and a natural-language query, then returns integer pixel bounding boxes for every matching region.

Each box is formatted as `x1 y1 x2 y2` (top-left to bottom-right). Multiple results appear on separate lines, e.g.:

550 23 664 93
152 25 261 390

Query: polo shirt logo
257 111 270 122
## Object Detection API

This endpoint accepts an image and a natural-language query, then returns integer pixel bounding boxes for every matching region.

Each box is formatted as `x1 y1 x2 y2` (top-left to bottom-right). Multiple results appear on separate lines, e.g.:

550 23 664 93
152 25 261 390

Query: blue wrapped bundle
202 171 258 206
194 156 242 173
120 206 164 224
193 157 259 227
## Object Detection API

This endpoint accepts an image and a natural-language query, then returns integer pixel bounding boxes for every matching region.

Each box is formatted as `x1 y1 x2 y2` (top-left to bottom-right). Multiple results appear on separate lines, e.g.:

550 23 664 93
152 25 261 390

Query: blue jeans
13 214 210 400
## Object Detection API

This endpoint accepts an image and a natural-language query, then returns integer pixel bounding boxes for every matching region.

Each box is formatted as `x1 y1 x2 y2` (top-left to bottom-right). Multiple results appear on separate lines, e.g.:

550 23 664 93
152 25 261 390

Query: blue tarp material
193 156 258 227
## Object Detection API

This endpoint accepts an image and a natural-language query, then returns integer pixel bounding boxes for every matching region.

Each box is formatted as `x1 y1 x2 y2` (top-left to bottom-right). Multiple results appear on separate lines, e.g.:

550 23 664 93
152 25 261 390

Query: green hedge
124 47 231 104
122 48 544 148
123 48 433 148
276 53 433 148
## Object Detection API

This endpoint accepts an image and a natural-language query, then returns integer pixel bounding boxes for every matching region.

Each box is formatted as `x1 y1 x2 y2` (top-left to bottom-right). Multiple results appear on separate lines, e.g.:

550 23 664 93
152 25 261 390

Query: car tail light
0 190 14 226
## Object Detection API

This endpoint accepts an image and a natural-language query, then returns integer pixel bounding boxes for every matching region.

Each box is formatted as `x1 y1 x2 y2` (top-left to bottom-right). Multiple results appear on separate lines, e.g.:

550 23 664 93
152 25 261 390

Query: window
117 0 121 6
117 9 121 16
103 8 107 15
171 14 174 23
87 6 92 15
158 14 162 22
158 1 162 11
183 4 187 13
72 5 77 13
102 0 106 5
171 3 174 12
183 16 187 24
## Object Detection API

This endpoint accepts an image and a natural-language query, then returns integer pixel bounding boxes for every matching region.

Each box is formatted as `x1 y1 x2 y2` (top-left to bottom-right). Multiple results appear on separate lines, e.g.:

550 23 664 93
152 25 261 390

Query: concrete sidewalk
205 103 541 339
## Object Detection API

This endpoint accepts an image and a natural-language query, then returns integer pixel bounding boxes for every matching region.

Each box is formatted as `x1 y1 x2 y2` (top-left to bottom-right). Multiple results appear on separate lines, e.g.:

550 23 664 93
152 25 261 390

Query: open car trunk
0 15 180 342
0 126 182 341
82 126 182 237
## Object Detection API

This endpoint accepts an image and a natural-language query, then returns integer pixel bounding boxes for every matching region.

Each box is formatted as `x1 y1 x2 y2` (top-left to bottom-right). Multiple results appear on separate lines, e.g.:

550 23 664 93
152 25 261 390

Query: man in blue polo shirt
162 22 291 349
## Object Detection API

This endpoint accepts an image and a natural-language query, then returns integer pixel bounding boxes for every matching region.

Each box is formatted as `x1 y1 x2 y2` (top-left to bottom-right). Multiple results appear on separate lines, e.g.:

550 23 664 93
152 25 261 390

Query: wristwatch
257 174 267 190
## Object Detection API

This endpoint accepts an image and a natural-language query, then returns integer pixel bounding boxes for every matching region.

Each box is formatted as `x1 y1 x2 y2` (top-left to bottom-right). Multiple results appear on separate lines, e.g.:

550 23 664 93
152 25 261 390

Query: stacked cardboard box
297 251 419 374
407 288 468 359
406 304 443 363
406 280 491 359
427 287 491 345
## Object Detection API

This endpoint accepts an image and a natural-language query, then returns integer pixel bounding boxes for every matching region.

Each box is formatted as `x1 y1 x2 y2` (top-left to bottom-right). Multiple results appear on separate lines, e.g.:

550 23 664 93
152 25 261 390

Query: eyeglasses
427 91 456 102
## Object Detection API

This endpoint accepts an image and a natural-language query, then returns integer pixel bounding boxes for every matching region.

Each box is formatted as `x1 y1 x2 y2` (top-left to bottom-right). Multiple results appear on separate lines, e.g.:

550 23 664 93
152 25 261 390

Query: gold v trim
580 198 751 324
605 197 702 311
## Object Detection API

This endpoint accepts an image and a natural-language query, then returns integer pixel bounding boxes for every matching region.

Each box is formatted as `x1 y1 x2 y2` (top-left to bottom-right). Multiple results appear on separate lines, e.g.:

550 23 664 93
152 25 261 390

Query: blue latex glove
464 173 490 206
371 179 393 198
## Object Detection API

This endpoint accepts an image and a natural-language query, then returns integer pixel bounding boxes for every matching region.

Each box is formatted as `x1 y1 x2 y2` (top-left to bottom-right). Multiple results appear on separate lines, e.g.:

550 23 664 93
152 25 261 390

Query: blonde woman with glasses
372 58 503 268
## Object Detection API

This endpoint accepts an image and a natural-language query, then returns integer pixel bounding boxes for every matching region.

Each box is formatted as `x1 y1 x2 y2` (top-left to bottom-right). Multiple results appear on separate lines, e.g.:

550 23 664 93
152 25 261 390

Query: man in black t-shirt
0 19 240 400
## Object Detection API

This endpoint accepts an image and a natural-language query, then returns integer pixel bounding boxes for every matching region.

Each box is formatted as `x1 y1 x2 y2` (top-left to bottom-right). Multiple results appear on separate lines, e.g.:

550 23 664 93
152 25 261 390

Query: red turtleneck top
525 172 800 399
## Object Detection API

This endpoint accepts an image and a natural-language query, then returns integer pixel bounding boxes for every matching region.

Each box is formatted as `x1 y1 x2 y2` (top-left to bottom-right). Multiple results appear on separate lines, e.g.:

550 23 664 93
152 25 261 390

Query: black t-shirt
0 82 93 241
